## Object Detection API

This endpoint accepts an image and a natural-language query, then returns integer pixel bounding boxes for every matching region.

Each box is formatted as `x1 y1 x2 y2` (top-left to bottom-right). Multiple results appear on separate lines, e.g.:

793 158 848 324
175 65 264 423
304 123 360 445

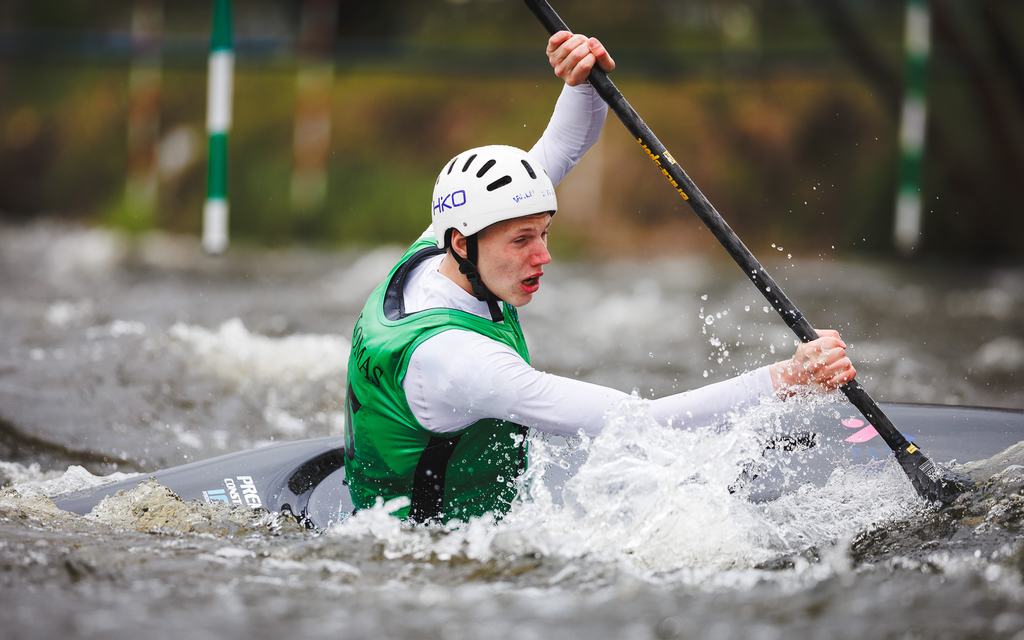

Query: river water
1 222 1023 639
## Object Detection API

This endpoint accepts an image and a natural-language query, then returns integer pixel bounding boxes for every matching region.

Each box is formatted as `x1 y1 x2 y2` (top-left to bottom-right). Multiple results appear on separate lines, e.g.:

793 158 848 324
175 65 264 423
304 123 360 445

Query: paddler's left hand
770 329 857 396
546 30 616 86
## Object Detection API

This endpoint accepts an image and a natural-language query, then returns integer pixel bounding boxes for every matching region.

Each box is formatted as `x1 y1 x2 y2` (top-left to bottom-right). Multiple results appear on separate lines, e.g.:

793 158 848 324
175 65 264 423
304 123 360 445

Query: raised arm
529 31 614 186
419 31 614 241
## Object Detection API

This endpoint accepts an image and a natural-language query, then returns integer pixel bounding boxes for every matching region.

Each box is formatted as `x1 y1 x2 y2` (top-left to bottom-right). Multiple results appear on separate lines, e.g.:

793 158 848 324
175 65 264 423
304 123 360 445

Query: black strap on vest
383 245 445 321
408 434 462 523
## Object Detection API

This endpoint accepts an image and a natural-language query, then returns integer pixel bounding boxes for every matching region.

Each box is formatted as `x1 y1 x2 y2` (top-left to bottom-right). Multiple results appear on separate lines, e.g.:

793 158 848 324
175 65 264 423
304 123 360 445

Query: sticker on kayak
201 475 263 508
841 417 879 443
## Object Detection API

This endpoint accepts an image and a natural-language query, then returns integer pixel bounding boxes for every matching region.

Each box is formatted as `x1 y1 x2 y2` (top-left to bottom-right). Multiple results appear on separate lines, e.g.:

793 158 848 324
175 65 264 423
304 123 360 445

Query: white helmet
430 145 556 248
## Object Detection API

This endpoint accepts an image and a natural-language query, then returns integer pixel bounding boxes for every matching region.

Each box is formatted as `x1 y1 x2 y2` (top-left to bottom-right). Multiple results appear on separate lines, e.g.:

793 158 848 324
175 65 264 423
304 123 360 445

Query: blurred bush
0 0 1021 260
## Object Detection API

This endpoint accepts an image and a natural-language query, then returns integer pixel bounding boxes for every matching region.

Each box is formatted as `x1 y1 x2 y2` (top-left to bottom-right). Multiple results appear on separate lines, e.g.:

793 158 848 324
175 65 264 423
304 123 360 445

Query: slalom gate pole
893 0 931 254
202 0 233 254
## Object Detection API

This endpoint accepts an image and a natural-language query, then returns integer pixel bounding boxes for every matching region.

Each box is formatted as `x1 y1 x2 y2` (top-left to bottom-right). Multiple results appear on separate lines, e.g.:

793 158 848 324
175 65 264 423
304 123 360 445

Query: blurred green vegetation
0 0 1022 260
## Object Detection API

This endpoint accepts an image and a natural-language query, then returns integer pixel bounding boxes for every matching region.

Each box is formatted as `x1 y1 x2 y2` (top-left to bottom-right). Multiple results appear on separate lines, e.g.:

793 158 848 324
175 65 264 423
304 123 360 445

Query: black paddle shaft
523 1 929 462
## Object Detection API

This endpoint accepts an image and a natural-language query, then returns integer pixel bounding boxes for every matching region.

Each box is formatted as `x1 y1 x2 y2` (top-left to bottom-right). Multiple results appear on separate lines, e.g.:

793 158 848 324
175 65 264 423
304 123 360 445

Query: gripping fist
546 30 616 86
770 329 857 395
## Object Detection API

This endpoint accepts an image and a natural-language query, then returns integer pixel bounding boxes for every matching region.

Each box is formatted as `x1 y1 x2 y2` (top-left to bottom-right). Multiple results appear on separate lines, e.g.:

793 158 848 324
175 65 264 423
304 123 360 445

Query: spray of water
326 393 923 584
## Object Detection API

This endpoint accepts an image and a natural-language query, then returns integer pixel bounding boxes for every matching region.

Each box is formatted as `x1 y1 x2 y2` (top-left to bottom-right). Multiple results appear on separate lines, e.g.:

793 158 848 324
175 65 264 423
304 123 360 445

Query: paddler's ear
449 229 469 260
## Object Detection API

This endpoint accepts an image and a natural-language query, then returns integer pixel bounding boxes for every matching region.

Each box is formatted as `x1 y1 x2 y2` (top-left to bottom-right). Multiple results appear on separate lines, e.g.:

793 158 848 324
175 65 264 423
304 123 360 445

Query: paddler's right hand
546 30 616 86
770 329 857 396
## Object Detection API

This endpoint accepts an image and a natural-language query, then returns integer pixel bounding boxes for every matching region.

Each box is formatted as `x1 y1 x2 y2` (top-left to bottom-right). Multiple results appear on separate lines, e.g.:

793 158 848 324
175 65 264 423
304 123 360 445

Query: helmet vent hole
462 154 478 172
446 158 458 175
486 175 512 192
476 159 496 178
521 160 537 179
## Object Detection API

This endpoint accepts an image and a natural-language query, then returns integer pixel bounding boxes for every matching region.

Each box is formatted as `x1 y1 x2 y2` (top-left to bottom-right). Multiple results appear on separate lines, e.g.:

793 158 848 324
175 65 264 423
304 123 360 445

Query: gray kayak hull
52 402 1024 529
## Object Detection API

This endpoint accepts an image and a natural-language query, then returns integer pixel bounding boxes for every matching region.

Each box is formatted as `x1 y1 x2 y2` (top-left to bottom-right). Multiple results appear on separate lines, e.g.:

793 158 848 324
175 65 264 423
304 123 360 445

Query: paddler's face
469 212 553 307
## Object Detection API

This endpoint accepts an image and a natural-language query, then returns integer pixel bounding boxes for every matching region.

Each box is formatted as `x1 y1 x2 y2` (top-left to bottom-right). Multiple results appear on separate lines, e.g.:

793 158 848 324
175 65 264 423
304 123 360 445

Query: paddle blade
895 447 972 504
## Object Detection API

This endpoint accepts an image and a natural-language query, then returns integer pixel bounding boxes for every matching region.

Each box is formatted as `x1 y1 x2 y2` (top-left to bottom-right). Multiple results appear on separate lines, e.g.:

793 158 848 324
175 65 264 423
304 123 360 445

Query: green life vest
343 238 531 523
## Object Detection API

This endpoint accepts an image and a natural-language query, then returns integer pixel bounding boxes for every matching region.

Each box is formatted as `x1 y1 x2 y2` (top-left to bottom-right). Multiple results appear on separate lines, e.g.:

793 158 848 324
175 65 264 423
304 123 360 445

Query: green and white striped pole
894 0 930 254
203 0 233 254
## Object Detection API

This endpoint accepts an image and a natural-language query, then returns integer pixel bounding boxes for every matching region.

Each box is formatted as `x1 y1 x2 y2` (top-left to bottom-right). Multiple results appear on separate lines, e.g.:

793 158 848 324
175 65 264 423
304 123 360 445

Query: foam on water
325 393 923 586
0 461 136 497
169 318 349 385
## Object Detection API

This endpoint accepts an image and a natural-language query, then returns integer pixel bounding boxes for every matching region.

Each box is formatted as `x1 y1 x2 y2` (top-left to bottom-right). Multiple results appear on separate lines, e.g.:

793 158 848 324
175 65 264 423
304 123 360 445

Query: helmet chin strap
448 231 504 322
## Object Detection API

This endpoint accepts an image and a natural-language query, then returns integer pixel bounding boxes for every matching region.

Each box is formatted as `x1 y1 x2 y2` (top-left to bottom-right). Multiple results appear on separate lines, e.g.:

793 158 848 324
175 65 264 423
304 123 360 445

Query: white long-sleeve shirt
402 83 775 437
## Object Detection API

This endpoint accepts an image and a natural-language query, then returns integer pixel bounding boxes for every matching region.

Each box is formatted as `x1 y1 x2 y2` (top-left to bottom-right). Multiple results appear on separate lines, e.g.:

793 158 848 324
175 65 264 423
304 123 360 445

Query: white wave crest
2 462 136 498
169 318 349 385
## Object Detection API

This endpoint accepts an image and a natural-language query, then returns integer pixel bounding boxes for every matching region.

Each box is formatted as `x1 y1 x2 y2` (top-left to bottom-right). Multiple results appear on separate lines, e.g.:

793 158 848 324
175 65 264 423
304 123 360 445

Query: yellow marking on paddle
906 444 919 454
638 138 689 201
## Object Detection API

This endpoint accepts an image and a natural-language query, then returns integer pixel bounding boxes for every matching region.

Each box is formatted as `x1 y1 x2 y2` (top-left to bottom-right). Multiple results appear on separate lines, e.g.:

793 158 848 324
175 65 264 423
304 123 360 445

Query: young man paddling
343 32 857 523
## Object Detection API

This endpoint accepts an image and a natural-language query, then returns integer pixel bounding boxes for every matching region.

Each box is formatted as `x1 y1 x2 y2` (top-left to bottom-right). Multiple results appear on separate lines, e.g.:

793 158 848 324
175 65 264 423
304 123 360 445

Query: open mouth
520 273 542 293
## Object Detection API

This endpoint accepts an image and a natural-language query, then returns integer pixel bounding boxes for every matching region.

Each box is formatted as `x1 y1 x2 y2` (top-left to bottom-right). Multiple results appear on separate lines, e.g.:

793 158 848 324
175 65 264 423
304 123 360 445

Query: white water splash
169 318 348 385
2 462 136 498
325 394 922 583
